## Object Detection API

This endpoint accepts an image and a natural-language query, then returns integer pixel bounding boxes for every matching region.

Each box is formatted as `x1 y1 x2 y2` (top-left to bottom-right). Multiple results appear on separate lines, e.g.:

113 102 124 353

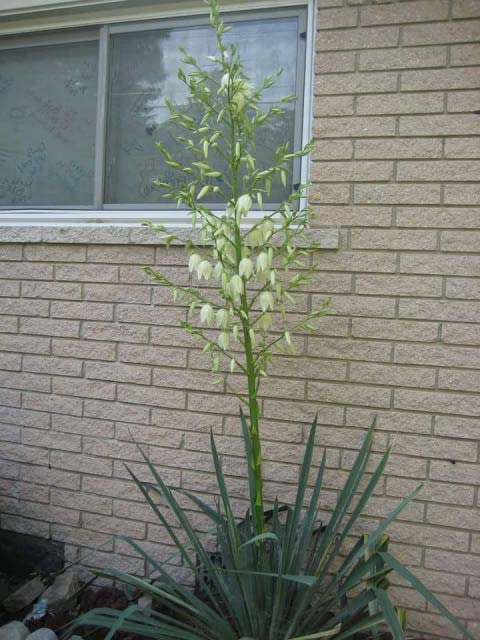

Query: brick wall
0 0 479 638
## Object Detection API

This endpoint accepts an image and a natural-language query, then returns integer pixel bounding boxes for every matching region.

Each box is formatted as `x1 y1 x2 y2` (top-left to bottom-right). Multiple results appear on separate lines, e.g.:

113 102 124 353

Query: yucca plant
70 1 475 638
71 417 473 640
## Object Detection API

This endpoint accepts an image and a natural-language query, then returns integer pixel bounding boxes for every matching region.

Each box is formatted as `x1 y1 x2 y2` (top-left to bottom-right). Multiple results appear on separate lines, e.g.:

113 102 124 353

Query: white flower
200 304 214 326
262 220 274 242
220 72 230 93
239 257 254 280
256 251 269 273
229 274 244 299
217 331 230 350
225 203 235 217
216 308 229 329
257 312 272 332
197 260 213 280
188 253 202 273
213 261 224 279
260 291 274 312
235 194 252 218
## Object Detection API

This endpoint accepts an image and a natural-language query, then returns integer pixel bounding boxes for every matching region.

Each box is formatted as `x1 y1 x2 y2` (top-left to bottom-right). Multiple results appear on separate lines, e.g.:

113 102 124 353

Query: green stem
229 97 265 534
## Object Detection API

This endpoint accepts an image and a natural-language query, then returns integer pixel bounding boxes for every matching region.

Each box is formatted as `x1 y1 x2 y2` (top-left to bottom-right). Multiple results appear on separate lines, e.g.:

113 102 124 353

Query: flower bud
260 291 274 312
197 260 212 280
220 72 230 93
188 253 202 273
256 251 269 273
235 194 252 218
229 274 244 299
217 331 230 350
239 257 254 280
200 303 214 326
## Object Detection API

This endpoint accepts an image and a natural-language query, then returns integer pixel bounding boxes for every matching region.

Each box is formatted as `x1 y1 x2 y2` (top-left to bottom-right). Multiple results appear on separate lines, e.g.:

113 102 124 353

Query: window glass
105 17 300 206
0 40 98 207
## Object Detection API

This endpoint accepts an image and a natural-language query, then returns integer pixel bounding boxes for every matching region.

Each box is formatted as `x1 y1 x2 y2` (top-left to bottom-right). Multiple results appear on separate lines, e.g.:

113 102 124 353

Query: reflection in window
105 17 300 206
0 41 98 206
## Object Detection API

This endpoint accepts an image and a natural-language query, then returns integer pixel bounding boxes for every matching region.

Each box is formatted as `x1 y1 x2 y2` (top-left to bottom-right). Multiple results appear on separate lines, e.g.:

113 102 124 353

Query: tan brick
430 460 479 483
442 230 480 253
52 524 113 550
359 46 446 71
427 504 480 531
81 321 148 343
0 406 50 429
452 0 480 18
1 298 49 317
470 578 480 599
85 362 149 385
318 6 358 29
394 388 480 418
400 298 480 323
426 549 480 577
0 262 53 280
357 92 443 115
24 245 86 262
354 183 441 205
51 414 113 438
390 522 470 552
23 355 82 377
270 355 347 381
82 436 144 462
51 301 114 321
0 352 21 371
115 422 183 448
396 206 480 228
316 24 399 51
19 464 80 489
22 428 81 452
395 343 479 368
445 183 480 205
316 71 398 96
314 116 396 138
357 138 442 160
0 246 22 260
356 274 442 297
311 337 392 365
87 245 154 263
402 20 480 46
451 44 480 67
400 114 480 136
23 392 82 416
438 368 480 392
352 229 438 250
262 398 344 425
84 399 150 424
1 515 50 538
52 338 116 360
308 380 391 407
0 423 20 442
0 316 18 332
0 460 19 479
84 284 150 304
150 326 198 348
403 67 479 92
442 322 480 345
0 370 50 394
350 361 435 388
312 160 393 182
20 317 79 338
314 205 392 227
318 250 397 273
150 407 222 434
82 475 144 501
361 0 448 25
445 137 480 159
398 160 480 182
0 388 20 407
386 477 474 506
55 264 118 282
119 344 186 368
400 253 480 276
82 548 144 574
312 139 354 160
51 451 113 477
446 277 480 299
315 51 356 74
187 391 240 415
309 182 350 204
448 89 480 113
115 304 185 326
0 280 20 297
0 496 79 526
117 383 185 409
52 376 116 400
22 281 82 300
434 415 480 439
0 478 49 503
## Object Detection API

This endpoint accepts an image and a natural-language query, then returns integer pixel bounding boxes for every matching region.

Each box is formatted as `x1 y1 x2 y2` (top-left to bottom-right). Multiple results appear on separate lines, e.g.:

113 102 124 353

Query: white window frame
0 0 316 227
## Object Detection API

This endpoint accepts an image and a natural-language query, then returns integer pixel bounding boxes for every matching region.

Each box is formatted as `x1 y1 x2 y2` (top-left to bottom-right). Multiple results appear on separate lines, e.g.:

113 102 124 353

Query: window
0 6 310 218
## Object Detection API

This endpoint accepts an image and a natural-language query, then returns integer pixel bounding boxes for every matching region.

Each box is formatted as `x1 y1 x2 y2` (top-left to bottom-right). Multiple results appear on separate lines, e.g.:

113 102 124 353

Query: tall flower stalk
144 0 328 535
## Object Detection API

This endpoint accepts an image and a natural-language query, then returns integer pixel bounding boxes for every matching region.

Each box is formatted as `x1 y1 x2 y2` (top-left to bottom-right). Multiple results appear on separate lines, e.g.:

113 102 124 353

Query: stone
2 577 45 613
25 630 57 640
41 572 80 607
0 622 30 640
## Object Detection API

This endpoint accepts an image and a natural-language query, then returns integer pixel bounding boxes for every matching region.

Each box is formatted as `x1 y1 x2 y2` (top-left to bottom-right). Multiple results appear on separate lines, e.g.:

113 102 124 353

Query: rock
41 572 79 607
138 594 152 609
3 577 45 613
0 621 30 640
25 630 58 640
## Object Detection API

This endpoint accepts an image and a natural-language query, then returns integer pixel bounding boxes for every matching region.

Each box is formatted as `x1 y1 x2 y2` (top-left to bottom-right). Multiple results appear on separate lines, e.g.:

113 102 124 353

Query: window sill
0 225 339 248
